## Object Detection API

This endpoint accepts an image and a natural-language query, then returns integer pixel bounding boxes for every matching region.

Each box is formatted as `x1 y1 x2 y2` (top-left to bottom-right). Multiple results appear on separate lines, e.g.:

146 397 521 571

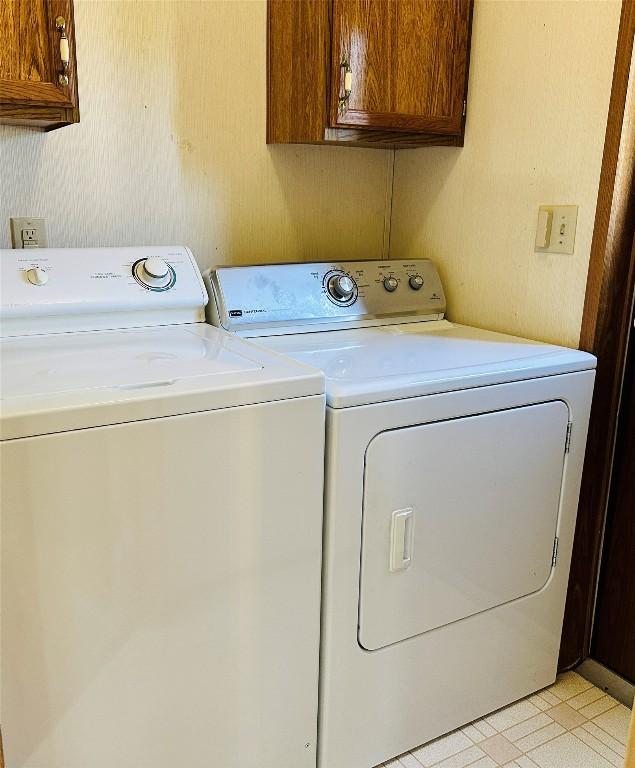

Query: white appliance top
257 321 596 407
206 260 597 408
0 247 323 439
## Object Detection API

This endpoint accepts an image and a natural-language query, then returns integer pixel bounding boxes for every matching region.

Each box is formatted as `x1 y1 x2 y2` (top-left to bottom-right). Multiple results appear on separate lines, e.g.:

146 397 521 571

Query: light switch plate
10 217 48 249
534 206 578 254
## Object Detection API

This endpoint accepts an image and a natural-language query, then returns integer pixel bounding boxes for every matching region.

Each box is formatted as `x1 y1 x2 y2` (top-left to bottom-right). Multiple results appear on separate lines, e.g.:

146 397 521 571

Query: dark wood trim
591 324 635 680
559 0 635 670
332 108 463 135
322 127 462 147
454 0 474 146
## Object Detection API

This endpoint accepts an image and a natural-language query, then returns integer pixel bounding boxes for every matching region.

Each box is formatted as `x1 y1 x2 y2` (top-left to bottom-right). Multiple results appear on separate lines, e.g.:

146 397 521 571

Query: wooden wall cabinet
268 0 473 148
0 0 79 130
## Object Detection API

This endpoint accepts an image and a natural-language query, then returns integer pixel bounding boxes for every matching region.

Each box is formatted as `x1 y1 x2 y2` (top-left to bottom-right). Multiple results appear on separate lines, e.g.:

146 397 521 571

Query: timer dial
327 274 356 302
132 257 176 291
409 274 424 290
143 257 169 279
26 266 49 286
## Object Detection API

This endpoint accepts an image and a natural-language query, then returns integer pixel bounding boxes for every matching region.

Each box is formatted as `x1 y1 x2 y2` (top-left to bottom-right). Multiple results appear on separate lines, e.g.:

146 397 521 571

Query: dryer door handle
389 508 415 572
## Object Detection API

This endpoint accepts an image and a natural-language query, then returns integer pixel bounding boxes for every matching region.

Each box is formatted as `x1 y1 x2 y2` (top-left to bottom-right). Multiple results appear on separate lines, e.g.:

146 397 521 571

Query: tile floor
380 672 632 768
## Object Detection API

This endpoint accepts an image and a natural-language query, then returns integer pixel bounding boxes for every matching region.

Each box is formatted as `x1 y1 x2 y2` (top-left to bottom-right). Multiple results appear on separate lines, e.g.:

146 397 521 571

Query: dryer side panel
359 401 569 650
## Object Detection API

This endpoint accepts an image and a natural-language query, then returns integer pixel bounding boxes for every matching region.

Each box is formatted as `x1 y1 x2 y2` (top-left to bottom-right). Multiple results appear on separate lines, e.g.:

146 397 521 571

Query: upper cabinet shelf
0 0 80 130
267 0 473 149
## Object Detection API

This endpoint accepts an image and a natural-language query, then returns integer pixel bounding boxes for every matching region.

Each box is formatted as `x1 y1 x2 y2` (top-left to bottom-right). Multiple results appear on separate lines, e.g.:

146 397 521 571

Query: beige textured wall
1 0 620 345
390 0 621 347
0 0 391 267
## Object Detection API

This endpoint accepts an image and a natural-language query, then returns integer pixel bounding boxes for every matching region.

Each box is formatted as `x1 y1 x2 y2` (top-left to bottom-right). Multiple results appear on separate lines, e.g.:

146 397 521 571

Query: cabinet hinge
564 422 573 453
552 537 559 567
462 99 467 117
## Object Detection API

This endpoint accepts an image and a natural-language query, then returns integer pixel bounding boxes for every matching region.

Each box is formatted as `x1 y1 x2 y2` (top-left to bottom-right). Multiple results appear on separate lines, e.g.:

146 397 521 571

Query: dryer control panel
206 259 446 336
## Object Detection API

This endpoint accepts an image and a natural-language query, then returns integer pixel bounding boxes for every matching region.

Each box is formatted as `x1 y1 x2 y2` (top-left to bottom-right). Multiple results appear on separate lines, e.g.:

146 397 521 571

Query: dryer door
358 401 569 651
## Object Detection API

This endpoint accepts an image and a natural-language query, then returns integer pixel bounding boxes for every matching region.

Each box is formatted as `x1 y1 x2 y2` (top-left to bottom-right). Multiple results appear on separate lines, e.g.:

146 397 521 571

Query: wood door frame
591 324 635 679
559 0 635 670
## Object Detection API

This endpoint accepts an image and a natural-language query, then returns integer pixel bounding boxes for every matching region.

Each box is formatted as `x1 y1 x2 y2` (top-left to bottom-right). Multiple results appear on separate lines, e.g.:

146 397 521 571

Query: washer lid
257 320 597 408
1 324 323 439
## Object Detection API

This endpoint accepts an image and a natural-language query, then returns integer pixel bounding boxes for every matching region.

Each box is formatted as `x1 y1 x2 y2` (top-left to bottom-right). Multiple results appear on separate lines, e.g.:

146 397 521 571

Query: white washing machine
205 258 597 768
0 247 325 768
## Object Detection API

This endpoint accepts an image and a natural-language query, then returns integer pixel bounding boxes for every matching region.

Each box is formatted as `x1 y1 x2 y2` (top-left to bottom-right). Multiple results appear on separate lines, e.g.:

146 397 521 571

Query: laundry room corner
2 0 634 767
389 0 622 348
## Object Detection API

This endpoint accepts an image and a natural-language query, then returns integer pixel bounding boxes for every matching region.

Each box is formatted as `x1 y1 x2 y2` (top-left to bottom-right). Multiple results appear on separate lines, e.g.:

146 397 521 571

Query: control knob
327 274 356 302
383 276 398 292
143 257 169 279
133 257 174 290
26 266 49 286
409 274 424 290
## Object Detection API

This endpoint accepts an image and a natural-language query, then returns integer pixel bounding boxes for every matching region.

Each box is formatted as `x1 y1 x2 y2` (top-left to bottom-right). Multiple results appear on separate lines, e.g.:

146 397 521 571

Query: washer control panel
0 246 208 336
207 259 446 334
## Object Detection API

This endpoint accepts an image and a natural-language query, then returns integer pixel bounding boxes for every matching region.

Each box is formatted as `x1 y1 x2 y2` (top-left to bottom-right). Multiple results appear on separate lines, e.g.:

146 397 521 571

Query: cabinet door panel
0 0 77 108
330 0 470 134
3 0 49 82
395 0 456 118
332 0 393 116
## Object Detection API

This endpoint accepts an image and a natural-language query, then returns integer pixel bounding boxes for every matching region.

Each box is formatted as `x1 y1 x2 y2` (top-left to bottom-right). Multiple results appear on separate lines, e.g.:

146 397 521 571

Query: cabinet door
330 0 471 134
0 0 78 126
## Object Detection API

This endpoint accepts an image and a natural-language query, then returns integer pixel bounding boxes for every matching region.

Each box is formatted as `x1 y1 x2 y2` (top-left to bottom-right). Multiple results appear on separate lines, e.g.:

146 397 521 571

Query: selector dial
409 274 424 290
383 276 398 292
26 266 49 286
327 273 356 302
132 257 176 291
143 257 169 279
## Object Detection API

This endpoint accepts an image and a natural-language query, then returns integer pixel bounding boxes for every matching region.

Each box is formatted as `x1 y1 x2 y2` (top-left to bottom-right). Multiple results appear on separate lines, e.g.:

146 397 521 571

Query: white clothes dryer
206 259 596 768
0 247 325 768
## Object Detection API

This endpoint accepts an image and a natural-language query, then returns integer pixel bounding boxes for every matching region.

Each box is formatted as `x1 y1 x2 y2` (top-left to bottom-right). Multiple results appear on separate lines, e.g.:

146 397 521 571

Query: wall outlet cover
10 217 48 249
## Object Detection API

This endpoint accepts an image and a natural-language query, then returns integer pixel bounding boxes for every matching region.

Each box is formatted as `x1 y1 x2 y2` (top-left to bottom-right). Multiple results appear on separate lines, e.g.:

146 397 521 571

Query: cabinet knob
56 17 70 86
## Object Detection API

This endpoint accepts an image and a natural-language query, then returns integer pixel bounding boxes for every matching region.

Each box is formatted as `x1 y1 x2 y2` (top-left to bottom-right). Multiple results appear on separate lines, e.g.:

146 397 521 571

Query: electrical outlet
10 217 48 249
